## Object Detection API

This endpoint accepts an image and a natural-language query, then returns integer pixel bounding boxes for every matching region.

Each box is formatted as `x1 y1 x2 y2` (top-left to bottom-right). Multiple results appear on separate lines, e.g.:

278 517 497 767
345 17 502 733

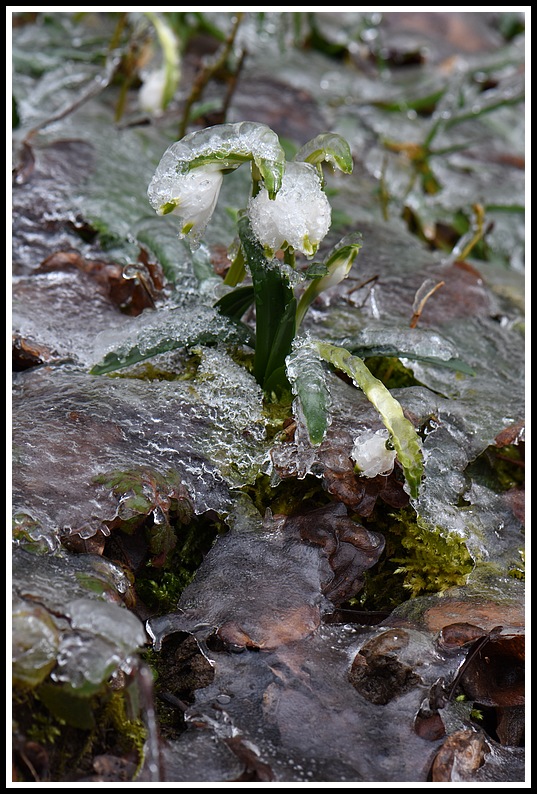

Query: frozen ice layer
13 350 269 544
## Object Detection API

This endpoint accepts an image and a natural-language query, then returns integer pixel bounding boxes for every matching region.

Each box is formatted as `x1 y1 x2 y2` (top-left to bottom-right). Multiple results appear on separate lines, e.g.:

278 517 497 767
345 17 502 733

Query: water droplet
216 693 231 704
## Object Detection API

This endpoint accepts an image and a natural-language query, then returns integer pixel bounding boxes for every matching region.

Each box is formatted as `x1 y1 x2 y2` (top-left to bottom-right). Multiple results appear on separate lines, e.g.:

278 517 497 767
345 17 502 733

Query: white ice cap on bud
247 161 331 257
351 429 397 478
148 163 224 248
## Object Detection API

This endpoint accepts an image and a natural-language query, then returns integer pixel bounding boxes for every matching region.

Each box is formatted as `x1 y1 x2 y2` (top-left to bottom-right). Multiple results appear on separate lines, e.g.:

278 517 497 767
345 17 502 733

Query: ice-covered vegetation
12 10 525 784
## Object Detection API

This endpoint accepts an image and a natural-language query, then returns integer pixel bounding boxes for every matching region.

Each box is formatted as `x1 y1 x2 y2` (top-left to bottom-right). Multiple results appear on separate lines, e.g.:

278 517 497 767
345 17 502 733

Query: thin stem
178 12 244 138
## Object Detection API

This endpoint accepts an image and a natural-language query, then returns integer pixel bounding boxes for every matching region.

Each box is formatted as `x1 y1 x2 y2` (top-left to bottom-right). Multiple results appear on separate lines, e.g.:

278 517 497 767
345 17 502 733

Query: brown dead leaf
38 249 166 315
431 728 488 781
284 503 385 604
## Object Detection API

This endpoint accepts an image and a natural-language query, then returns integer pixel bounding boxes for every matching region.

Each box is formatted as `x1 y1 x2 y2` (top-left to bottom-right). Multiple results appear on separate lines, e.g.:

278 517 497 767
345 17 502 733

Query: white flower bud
139 68 168 114
247 161 331 257
351 429 397 478
148 162 224 248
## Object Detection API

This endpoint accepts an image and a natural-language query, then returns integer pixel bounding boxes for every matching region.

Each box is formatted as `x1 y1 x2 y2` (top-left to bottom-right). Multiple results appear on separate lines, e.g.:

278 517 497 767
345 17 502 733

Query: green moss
137 570 191 613
508 549 525 581
104 690 147 762
357 505 474 610
261 391 294 442
136 511 226 614
26 711 63 745
390 510 474 598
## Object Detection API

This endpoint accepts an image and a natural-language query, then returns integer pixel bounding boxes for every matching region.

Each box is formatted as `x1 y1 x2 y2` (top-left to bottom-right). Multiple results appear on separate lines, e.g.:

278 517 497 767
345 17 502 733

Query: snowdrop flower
247 161 331 257
351 429 397 478
148 161 224 248
139 68 169 114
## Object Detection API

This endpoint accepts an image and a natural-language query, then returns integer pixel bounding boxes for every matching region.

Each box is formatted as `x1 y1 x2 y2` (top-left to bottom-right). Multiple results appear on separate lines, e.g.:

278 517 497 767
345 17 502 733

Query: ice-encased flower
148 161 224 248
350 429 397 478
247 161 331 257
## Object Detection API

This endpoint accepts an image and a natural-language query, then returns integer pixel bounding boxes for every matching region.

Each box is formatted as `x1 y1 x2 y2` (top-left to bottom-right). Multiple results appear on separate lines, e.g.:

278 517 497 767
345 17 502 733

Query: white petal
247 161 331 257
148 165 223 247
351 429 397 478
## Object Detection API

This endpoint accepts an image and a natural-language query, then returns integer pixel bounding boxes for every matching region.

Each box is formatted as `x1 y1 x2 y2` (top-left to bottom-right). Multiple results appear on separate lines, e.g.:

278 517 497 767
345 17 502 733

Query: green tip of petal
159 200 179 216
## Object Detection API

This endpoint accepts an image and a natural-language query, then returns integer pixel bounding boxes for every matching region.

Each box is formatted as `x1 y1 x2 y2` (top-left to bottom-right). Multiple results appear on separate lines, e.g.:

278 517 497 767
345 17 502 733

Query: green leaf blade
316 342 424 498
286 342 331 445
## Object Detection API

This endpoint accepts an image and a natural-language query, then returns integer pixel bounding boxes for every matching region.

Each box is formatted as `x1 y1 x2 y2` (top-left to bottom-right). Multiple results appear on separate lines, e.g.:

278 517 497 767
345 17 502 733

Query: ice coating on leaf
351 429 397 478
12 598 60 688
90 301 247 374
12 548 144 694
294 132 353 173
53 599 147 689
247 161 331 257
286 338 331 446
338 326 463 363
296 233 363 328
13 357 269 544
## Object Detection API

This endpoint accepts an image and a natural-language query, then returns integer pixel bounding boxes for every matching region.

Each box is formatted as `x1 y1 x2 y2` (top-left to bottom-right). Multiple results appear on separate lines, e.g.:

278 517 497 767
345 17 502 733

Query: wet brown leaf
437 621 489 650
284 503 385 604
349 628 421 705
431 728 488 781
495 421 525 447
12 334 54 371
223 737 274 782
458 634 525 708
38 249 166 315
423 598 525 634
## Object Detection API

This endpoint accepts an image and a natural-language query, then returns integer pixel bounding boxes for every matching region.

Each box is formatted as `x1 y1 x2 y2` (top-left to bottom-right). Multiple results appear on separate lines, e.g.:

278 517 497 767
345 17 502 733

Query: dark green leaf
238 215 295 387
214 285 255 320
286 343 330 445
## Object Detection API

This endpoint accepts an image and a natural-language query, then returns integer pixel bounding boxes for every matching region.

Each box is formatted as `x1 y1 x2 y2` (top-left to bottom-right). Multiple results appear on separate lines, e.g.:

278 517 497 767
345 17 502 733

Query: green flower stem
145 12 181 109
223 245 246 286
284 248 296 269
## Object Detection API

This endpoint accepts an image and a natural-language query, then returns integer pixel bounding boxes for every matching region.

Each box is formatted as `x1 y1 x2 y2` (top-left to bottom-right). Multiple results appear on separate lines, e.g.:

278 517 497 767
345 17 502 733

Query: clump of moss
508 549 525 581
357 505 474 610
243 473 332 518
390 509 474 597
135 510 227 614
104 689 147 765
